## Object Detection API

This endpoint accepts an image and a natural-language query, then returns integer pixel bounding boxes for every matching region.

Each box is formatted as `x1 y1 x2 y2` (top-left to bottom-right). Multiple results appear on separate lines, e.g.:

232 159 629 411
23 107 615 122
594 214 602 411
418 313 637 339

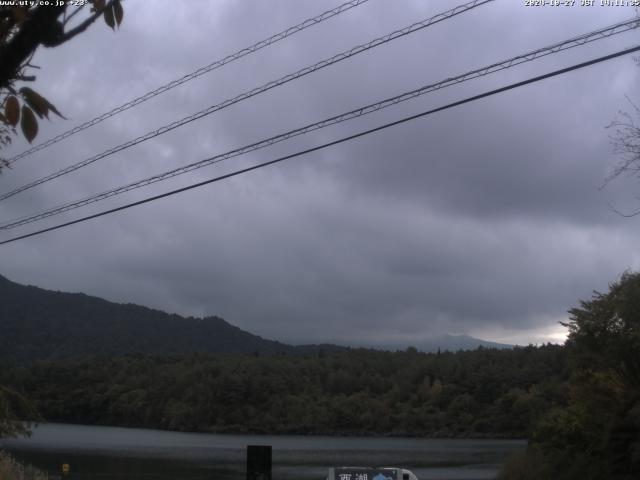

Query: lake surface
0 423 526 480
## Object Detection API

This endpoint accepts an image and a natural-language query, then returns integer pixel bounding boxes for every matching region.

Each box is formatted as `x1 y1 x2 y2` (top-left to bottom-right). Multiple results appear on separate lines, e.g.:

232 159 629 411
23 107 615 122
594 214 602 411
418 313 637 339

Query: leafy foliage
501 272 640 479
0 386 38 439
0 0 124 163
566 271 640 389
0 345 568 438
0 451 47 480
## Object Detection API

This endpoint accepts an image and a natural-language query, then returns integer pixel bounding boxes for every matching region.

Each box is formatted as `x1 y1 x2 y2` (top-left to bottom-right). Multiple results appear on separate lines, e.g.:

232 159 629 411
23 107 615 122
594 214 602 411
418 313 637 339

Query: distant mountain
0 275 510 363
0 275 305 363
415 334 512 352
352 334 512 353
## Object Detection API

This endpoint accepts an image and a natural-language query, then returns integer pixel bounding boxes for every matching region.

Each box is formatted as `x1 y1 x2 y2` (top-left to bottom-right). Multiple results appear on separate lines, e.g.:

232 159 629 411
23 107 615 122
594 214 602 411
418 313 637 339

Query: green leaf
20 106 38 143
113 1 123 27
4 96 20 127
104 4 115 30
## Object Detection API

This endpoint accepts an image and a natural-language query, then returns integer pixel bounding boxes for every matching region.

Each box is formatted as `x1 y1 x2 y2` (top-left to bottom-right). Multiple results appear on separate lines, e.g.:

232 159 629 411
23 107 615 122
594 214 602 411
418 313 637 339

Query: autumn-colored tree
0 0 124 169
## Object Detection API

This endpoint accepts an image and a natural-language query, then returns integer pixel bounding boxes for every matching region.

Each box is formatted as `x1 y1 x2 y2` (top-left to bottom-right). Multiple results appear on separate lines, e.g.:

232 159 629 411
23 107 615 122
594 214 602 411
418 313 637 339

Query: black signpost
246 445 272 480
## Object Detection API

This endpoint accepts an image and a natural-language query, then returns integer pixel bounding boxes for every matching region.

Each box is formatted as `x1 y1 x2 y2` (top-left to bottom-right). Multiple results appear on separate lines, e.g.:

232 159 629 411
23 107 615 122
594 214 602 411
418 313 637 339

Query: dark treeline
0 345 568 438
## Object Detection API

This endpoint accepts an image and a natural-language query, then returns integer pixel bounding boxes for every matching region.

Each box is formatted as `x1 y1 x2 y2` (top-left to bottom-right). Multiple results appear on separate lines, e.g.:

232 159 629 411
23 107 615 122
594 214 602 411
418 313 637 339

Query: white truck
327 467 418 480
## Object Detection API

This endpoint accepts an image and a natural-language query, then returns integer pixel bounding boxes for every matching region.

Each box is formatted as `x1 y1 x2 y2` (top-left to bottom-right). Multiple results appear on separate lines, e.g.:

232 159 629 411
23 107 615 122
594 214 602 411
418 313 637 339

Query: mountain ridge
0 275 302 362
0 275 510 362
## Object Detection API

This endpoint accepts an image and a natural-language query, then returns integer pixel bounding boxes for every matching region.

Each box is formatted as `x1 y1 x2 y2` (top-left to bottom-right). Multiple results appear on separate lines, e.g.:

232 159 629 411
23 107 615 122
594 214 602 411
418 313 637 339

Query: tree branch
50 0 116 47
0 1 117 87
63 5 85 26
0 5 65 88
14 74 35 81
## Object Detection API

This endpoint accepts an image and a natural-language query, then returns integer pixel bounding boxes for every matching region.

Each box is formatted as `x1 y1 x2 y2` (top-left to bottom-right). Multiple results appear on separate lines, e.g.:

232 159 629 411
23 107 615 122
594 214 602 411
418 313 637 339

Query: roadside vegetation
0 451 47 480
499 272 640 479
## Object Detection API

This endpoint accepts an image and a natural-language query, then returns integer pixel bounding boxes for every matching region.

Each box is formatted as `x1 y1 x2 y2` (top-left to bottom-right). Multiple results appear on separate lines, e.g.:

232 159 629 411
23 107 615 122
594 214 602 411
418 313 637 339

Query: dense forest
0 345 568 438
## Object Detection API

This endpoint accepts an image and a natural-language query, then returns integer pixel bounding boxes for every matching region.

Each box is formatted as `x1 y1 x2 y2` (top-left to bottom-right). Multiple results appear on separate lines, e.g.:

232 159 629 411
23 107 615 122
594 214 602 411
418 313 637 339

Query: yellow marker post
61 463 70 476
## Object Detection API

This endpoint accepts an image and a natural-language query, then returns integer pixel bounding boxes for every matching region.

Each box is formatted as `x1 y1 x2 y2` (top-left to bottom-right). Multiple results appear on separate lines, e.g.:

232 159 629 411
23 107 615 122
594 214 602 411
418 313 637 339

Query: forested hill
0 275 302 362
0 346 569 438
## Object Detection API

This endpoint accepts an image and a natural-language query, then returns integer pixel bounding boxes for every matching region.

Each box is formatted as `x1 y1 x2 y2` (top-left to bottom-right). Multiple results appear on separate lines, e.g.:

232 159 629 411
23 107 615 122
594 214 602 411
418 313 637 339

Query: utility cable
5 0 373 165
1 16 637 231
1 44 637 246
0 0 493 202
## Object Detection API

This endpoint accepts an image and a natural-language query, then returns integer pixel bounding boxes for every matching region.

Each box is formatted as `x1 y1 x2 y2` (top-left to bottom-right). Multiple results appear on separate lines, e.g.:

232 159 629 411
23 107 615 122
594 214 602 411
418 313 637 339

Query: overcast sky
1 0 639 347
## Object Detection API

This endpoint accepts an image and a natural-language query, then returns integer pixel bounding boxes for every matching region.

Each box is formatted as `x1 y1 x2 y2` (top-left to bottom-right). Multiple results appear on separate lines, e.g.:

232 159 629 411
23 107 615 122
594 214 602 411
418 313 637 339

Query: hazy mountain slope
417 334 512 352
0 275 296 362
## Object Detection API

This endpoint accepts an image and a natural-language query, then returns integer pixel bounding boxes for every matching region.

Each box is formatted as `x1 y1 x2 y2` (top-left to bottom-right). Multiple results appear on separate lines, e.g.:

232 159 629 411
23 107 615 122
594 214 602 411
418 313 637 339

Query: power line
0 0 493 203
5 0 373 165
1 44 637 247
1 16 637 231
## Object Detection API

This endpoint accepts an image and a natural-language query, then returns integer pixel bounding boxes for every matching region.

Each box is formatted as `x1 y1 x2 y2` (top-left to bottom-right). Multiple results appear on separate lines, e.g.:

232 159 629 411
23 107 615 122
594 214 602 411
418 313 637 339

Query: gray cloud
1 0 640 347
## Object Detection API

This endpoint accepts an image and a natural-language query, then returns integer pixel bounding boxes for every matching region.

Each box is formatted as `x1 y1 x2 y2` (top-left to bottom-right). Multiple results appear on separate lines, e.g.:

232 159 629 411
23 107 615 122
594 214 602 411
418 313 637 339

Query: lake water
0 423 526 480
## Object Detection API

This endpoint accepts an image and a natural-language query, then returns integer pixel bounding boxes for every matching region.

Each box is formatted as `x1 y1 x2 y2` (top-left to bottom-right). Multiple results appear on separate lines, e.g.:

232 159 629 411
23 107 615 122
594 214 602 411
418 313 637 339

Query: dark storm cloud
1 0 639 346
